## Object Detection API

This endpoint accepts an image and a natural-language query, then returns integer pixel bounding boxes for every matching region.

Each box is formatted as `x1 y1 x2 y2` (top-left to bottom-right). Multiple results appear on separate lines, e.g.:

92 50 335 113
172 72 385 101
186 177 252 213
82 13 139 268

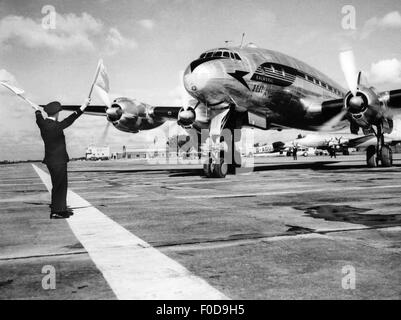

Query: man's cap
44 101 62 116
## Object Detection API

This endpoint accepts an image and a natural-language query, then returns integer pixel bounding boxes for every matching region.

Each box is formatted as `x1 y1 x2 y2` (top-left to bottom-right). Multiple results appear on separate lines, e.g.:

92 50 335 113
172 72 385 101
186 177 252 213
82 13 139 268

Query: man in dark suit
34 99 90 219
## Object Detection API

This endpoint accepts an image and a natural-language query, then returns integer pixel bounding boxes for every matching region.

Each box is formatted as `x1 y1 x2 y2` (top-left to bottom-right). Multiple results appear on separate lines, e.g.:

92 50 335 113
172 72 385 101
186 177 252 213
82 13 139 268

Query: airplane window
223 52 230 58
234 53 242 60
200 53 206 59
213 51 223 57
230 52 235 59
205 52 214 58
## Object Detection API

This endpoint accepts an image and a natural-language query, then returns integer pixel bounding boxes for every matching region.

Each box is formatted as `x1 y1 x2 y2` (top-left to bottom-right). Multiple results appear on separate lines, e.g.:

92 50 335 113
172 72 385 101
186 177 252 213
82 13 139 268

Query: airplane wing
386 89 401 108
343 133 399 148
343 134 375 148
40 104 183 120
321 98 344 119
44 104 108 116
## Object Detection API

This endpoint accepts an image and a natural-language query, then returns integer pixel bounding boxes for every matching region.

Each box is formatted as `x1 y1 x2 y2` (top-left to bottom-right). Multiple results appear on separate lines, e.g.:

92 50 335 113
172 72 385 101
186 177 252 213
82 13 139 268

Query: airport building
85 146 111 160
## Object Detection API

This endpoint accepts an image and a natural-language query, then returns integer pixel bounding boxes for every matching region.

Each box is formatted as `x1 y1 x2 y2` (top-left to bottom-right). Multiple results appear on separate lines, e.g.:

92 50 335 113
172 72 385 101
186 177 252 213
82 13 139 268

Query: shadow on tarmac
69 160 401 177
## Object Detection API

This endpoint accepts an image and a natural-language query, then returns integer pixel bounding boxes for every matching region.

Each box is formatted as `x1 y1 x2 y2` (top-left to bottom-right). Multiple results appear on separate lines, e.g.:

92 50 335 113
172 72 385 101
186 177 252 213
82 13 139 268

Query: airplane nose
183 61 219 94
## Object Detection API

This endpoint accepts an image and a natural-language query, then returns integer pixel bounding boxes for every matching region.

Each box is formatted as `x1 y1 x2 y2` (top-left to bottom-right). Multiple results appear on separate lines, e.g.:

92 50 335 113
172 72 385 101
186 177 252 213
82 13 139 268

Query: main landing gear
366 123 393 168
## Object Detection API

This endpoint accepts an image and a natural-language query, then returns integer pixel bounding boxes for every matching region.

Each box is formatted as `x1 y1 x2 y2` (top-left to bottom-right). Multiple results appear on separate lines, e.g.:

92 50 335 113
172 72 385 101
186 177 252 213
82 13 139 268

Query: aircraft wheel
366 145 377 167
381 145 393 167
203 163 214 178
212 158 228 178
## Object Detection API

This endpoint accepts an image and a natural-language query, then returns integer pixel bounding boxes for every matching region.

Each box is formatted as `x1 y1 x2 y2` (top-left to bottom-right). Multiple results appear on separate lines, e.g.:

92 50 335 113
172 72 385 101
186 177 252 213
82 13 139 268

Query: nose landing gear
203 107 243 178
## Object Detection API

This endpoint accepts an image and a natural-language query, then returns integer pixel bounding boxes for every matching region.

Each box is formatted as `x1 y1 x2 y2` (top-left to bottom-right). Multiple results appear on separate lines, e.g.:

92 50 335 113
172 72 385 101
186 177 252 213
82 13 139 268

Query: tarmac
1 154 400 300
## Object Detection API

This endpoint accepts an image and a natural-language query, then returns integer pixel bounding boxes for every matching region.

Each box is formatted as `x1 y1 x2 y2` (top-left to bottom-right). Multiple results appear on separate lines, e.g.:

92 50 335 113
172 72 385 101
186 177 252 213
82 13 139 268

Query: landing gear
380 145 393 167
213 157 228 178
366 145 377 167
202 107 243 178
366 122 393 168
203 159 214 178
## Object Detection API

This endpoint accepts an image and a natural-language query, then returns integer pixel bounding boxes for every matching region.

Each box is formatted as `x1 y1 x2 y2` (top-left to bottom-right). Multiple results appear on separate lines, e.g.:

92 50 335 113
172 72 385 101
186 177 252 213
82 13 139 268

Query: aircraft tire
381 145 393 167
212 158 228 178
203 163 214 178
366 145 377 167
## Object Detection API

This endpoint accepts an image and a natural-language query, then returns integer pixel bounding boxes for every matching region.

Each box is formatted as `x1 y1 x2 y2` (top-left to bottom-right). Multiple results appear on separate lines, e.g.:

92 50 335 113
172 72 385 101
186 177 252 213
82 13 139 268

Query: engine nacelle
107 97 164 133
344 86 385 129
177 107 196 128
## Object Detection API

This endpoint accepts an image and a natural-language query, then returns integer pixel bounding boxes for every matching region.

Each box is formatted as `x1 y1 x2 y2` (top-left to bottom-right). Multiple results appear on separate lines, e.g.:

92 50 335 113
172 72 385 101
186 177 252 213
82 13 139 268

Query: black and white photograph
0 0 400 306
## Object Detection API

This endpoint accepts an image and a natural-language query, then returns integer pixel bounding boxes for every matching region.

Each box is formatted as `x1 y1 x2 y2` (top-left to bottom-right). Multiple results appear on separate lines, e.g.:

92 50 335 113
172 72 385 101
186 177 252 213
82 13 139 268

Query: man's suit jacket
35 110 83 165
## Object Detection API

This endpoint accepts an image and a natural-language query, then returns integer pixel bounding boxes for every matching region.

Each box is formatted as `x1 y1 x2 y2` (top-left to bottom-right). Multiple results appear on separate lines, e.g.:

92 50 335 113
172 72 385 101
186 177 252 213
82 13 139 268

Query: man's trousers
46 163 68 212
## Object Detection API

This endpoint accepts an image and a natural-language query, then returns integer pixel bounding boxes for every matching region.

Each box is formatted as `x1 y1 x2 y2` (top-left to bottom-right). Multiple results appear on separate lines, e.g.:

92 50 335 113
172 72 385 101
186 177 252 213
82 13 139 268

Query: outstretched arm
35 109 45 128
60 98 91 129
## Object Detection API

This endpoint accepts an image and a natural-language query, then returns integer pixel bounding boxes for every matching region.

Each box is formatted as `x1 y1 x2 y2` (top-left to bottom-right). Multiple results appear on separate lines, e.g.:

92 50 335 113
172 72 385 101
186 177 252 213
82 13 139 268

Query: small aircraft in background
272 117 401 159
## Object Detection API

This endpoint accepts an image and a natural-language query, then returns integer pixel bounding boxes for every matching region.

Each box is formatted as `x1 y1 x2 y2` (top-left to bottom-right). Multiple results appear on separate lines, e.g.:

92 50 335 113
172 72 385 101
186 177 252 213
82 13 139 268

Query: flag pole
0 81 39 109
88 59 103 99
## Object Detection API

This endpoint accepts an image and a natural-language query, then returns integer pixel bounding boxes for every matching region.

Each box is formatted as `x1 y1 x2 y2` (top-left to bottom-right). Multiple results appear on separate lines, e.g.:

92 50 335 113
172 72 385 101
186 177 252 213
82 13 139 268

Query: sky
1 0 401 160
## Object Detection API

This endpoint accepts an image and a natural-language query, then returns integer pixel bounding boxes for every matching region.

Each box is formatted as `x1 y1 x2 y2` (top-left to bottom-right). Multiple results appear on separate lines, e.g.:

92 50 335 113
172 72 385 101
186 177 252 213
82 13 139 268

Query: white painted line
32 164 228 300
177 184 401 199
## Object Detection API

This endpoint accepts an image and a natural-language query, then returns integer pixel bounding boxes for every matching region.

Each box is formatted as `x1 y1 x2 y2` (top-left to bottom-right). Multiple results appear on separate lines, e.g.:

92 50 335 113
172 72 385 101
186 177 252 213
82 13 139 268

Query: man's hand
80 98 91 112
31 102 41 112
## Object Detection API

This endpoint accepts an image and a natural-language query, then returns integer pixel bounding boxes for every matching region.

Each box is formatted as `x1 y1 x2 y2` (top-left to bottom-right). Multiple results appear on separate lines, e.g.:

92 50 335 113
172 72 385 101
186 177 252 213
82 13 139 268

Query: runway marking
177 184 401 199
32 164 228 300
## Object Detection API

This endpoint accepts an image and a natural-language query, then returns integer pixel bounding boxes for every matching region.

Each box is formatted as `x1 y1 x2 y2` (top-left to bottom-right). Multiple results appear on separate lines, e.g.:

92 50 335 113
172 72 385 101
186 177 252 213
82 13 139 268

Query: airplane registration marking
32 164 228 300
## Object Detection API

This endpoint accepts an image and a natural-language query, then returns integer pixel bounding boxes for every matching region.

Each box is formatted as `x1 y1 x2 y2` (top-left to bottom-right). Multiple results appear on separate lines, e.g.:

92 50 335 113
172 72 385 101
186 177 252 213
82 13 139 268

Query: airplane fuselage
184 46 347 131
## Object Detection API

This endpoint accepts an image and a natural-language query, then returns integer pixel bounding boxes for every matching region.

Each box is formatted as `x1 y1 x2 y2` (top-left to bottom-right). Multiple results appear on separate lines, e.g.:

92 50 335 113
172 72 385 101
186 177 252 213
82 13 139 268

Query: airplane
277 117 401 155
2 44 401 178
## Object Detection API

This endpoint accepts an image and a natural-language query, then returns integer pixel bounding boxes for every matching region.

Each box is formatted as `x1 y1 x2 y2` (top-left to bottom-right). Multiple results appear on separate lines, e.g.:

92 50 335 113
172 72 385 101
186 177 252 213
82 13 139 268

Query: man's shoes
50 208 73 219
50 211 70 219
66 207 74 216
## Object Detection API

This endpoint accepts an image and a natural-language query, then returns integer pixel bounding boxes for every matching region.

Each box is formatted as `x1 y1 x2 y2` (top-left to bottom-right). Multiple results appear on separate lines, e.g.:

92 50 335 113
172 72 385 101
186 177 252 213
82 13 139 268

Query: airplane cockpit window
234 53 242 60
196 49 242 62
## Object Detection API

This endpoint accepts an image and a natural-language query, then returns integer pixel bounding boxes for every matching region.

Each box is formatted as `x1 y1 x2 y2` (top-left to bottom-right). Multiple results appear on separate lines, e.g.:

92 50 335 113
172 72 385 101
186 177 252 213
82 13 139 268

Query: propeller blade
99 121 111 145
339 50 358 96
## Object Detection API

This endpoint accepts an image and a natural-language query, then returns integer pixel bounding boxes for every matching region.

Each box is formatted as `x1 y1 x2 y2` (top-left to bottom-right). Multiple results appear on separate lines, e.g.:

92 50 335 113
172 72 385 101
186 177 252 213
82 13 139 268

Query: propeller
339 50 359 97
